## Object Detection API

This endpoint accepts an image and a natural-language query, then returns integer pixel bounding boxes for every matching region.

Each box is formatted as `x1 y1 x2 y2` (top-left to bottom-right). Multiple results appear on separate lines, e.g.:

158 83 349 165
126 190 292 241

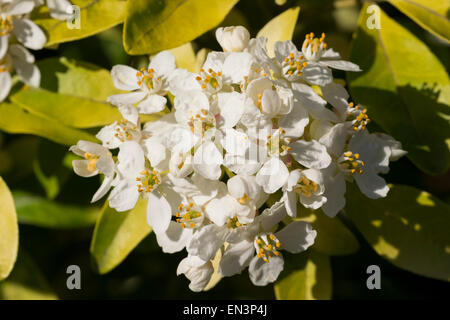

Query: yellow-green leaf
296 209 359 256
11 88 122 129
348 4 450 175
90 199 152 274
257 6 300 57
13 191 99 229
34 0 126 46
346 184 450 281
274 250 332 300
123 0 240 55
389 0 450 43
169 42 197 72
0 103 96 146
0 251 57 300
0 177 18 281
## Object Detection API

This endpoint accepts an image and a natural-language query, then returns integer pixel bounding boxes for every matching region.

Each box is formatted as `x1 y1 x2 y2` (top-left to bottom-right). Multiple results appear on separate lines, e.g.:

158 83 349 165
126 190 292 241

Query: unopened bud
215 26 250 52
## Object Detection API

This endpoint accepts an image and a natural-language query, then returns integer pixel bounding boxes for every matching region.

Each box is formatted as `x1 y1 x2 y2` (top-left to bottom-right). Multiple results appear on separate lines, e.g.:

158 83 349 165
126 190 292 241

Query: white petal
258 201 287 231
222 52 253 83
117 141 145 177
72 159 97 177
275 221 317 253
320 59 361 72
107 92 146 106
321 82 349 121
8 44 34 63
137 94 166 114
218 240 254 277
11 56 40 86
204 194 237 226
217 92 245 128
12 19 46 50
143 136 167 167
7 0 35 15
301 63 333 87
91 175 114 203
256 157 289 194
147 191 172 234
278 104 309 138
149 50 176 78
221 128 249 156
249 255 284 286
0 71 12 102
47 0 73 20
156 220 193 253
187 224 228 261
0 35 9 60
321 48 341 59
109 181 140 212
283 190 297 218
111 65 140 91
117 105 139 125
162 126 198 154
289 140 331 169
354 169 389 199
319 122 351 157
321 169 346 218
193 141 223 180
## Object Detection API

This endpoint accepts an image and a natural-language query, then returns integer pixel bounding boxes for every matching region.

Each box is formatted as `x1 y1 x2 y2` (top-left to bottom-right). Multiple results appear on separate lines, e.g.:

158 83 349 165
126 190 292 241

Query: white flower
0 0 46 55
69 140 115 203
218 201 316 286
299 33 360 86
0 44 41 102
216 26 250 52
177 254 213 292
282 168 327 218
108 141 173 234
107 51 175 123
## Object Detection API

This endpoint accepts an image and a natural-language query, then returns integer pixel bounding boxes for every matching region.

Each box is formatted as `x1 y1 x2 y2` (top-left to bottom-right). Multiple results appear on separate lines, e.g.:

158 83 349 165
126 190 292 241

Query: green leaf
34 0 126 47
13 191 98 229
0 102 96 146
11 88 123 129
38 57 121 101
123 0 240 55
346 184 450 281
388 0 450 43
348 4 450 175
0 251 57 300
274 250 332 300
257 6 300 57
90 199 152 274
0 177 18 281
296 209 359 256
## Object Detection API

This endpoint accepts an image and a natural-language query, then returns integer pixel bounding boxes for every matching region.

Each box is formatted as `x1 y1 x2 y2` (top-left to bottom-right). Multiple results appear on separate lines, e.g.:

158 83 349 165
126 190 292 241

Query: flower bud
215 26 250 52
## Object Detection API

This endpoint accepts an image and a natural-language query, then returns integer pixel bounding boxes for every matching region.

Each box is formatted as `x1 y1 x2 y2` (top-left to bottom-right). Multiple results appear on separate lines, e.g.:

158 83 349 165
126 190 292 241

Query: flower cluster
71 26 406 291
0 0 73 102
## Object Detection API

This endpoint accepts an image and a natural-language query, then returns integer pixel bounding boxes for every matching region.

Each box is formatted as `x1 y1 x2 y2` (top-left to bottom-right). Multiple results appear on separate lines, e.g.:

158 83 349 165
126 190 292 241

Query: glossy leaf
90 199 152 274
348 4 450 175
296 208 360 256
0 251 57 300
0 177 18 281
389 0 450 43
257 6 300 57
346 184 450 281
0 103 96 146
169 42 197 72
13 191 98 229
123 0 240 55
274 250 332 300
34 0 126 46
